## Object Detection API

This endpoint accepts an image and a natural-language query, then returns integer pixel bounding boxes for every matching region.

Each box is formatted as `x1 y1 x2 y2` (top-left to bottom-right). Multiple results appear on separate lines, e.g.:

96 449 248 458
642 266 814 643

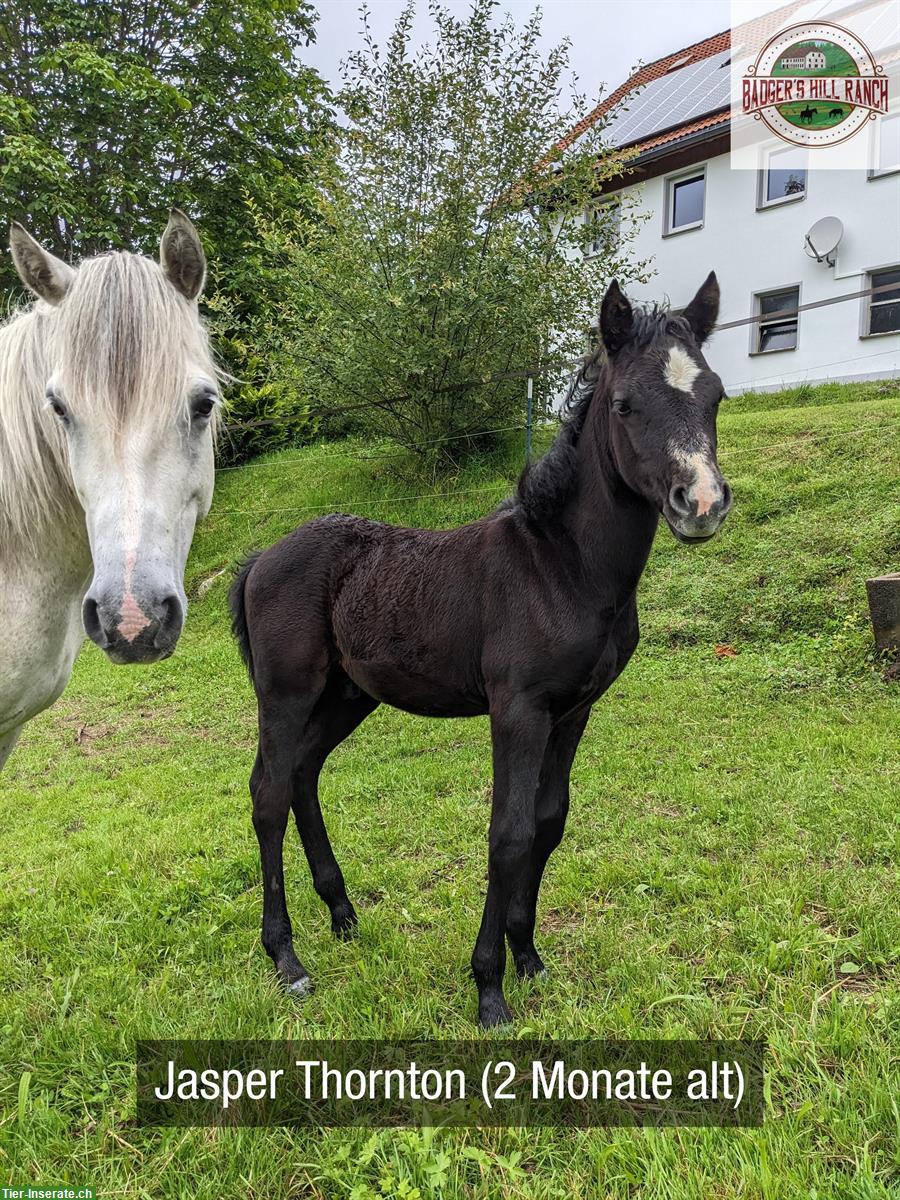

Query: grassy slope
0 381 898 1198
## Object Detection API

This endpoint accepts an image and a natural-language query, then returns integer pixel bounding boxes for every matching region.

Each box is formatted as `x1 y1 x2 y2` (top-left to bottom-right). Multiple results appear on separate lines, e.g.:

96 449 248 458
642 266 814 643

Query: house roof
628 109 730 156
558 0 817 160
604 45 732 150
559 30 731 156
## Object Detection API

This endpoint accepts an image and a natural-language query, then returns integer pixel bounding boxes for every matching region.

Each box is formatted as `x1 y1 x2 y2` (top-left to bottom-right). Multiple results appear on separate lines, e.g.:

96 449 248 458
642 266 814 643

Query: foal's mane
512 303 689 524
0 251 217 555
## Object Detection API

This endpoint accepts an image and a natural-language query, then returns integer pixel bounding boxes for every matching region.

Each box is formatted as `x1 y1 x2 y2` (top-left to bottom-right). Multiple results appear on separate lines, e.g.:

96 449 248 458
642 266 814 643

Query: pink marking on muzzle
119 592 151 643
691 461 720 517
695 486 716 517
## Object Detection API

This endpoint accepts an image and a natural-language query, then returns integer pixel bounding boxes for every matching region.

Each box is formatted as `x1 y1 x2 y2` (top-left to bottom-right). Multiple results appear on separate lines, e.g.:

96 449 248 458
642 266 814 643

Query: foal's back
238 501 624 722
240 510 508 717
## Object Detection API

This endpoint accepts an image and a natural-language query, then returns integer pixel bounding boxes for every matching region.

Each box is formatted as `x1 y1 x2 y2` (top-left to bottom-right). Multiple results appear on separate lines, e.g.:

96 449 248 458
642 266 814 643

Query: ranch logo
741 21 888 148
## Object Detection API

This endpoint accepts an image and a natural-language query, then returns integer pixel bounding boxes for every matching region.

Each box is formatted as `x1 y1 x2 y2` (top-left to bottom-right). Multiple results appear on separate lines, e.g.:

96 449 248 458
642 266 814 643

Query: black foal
230 274 732 1027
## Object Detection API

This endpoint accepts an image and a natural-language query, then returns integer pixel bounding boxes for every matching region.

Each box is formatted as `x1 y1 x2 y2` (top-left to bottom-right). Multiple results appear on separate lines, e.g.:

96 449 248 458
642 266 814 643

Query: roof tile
558 30 730 152
560 0 817 155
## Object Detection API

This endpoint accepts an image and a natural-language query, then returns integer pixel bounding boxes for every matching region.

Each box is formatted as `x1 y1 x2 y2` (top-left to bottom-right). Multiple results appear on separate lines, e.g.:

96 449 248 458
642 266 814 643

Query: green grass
1 381 898 1198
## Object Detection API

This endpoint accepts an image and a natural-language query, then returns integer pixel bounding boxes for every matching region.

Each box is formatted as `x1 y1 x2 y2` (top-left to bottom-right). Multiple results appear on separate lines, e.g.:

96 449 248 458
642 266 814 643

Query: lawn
0 381 898 1198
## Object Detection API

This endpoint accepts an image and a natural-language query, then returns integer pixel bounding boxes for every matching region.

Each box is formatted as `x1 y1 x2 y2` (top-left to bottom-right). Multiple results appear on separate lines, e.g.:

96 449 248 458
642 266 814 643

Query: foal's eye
612 399 632 417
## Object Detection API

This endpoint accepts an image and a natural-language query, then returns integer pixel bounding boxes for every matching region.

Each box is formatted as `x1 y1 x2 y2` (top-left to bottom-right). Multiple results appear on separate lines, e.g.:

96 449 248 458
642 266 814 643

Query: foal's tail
229 551 263 682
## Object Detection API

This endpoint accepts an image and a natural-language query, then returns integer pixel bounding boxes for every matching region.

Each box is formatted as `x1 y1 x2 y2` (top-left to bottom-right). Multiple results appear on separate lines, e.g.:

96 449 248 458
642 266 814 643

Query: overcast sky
308 0 732 112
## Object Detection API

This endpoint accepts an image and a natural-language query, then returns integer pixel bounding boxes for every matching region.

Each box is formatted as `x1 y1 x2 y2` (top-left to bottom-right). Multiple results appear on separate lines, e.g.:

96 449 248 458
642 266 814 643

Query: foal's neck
560 391 659 601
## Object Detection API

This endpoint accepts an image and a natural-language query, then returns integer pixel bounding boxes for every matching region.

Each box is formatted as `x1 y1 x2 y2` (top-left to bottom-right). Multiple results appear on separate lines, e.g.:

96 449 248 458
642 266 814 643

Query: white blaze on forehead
671 441 721 517
664 345 702 395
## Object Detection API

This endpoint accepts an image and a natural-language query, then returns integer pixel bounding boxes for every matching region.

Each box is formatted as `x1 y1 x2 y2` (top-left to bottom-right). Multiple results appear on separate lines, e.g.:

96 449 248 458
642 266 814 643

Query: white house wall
612 155 900 394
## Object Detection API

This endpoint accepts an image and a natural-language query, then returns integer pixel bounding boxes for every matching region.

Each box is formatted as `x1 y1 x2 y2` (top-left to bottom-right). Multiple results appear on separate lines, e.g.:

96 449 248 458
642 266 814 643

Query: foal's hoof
286 974 313 998
276 953 312 997
331 905 358 940
479 994 514 1029
514 951 547 980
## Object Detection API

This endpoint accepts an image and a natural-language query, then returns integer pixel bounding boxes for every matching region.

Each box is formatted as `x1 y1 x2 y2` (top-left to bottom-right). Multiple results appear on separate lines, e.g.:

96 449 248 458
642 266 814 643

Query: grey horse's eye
612 399 632 417
46 390 69 422
191 390 218 421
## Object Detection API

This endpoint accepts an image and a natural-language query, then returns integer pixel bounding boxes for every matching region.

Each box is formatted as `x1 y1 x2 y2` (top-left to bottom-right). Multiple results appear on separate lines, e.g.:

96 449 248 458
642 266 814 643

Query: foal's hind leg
506 708 590 978
251 680 327 995
291 677 379 939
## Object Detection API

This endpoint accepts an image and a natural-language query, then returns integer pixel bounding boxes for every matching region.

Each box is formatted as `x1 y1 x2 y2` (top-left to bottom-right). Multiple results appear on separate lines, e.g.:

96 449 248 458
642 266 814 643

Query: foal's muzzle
82 591 184 664
665 474 733 544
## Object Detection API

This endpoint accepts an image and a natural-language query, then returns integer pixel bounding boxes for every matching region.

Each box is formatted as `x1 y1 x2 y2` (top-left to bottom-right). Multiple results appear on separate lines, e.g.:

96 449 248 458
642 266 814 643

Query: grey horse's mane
0 251 218 554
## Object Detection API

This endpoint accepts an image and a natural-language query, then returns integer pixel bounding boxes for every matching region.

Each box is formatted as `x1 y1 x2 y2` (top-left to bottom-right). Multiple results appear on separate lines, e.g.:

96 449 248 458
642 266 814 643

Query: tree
259 0 647 471
0 1 335 459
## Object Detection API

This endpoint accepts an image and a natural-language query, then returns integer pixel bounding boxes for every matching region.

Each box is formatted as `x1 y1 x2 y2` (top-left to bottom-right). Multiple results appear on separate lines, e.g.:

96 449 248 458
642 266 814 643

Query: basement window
864 267 900 335
664 168 706 235
752 286 799 354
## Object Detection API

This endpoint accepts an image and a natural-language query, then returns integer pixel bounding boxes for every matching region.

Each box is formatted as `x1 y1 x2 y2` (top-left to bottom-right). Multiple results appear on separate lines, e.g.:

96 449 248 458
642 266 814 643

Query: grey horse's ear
160 208 206 300
9 223 76 305
682 271 720 344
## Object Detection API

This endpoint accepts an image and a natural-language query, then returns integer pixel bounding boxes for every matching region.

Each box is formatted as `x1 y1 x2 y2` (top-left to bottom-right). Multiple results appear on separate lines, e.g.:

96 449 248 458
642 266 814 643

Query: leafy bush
252 0 648 472
0 0 335 460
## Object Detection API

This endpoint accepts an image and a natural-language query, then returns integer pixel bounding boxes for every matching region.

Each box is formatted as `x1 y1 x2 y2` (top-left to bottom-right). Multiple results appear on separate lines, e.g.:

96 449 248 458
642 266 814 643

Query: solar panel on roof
604 49 731 148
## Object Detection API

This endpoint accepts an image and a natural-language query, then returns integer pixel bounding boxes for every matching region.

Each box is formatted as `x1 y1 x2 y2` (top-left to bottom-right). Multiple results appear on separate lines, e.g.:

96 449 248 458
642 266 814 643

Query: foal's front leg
506 708 590 978
472 699 552 1028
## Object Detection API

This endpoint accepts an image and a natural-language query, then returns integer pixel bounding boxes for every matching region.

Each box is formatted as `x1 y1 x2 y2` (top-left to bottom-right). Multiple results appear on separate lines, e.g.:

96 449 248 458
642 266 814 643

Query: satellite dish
804 216 843 266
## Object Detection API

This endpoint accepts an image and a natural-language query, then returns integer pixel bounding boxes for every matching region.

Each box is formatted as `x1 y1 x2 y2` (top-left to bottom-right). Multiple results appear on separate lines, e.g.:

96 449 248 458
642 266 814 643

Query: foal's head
10 211 218 662
600 273 732 543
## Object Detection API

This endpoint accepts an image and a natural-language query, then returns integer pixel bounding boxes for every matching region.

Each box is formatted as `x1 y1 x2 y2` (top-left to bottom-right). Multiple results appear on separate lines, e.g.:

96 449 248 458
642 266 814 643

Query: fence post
525 374 534 465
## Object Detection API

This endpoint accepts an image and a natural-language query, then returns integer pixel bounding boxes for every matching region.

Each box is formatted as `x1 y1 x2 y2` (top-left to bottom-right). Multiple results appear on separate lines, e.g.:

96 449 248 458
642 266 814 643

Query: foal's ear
160 208 206 301
600 279 634 355
682 271 720 344
9 223 75 305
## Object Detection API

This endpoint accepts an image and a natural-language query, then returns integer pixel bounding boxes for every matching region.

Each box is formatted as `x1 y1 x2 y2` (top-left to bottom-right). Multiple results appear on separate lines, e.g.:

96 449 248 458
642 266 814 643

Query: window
758 146 807 207
869 112 900 178
864 267 900 335
665 169 705 234
583 201 620 257
753 286 799 353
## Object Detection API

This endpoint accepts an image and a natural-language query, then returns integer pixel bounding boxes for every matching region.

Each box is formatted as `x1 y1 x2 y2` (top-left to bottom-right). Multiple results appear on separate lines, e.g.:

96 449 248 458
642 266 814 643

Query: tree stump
866 573 900 658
